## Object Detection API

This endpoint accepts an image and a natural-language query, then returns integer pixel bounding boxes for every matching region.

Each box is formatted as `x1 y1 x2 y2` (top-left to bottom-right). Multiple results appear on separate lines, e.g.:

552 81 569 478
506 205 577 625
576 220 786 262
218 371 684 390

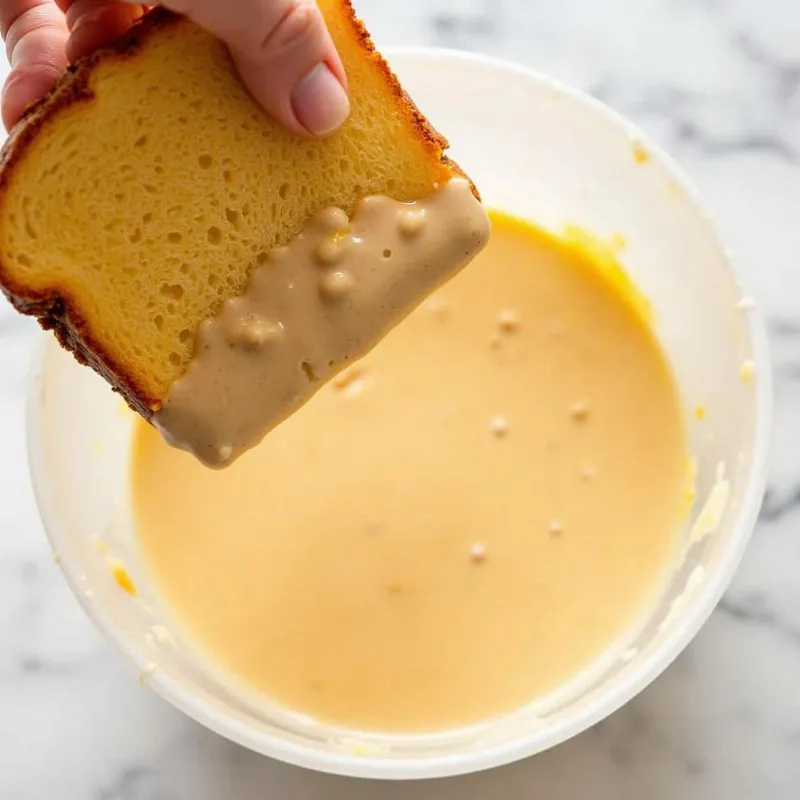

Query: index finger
1 0 68 130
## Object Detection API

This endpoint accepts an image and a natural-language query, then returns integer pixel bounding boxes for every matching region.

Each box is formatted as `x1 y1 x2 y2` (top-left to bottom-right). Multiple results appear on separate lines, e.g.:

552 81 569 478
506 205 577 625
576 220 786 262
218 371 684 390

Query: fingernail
291 63 349 136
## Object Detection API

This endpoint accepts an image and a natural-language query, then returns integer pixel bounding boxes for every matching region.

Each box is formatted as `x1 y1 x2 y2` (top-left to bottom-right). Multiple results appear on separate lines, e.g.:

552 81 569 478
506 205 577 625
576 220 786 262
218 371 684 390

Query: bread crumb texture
0 1 456 406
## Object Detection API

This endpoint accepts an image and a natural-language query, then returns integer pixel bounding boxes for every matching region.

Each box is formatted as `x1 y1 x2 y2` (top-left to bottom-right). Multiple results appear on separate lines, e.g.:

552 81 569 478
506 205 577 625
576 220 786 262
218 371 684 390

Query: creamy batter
155 179 490 467
131 212 688 733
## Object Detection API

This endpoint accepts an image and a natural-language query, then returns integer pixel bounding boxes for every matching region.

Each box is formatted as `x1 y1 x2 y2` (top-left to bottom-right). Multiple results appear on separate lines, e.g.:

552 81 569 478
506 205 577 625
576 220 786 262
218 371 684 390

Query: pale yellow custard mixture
131 210 688 733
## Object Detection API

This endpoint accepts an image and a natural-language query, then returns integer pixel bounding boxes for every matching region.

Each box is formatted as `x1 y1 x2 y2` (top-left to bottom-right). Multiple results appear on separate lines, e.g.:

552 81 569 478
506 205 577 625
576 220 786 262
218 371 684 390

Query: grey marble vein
735 33 800 106
96 767 168 800
717 595 800 646
759 485 800 522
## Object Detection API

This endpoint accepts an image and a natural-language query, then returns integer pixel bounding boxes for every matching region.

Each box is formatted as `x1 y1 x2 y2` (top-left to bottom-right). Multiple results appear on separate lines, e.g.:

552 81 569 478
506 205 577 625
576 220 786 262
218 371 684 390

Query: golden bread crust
0 2 475 419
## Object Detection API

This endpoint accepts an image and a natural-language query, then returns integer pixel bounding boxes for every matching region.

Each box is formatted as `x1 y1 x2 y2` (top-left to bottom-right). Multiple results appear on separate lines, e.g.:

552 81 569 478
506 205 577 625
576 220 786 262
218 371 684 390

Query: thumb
159 0 349 137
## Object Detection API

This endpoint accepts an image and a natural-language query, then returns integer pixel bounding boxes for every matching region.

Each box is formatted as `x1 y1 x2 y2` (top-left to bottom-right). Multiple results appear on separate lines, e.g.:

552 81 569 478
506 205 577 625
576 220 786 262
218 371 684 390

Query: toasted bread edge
0 3 477 418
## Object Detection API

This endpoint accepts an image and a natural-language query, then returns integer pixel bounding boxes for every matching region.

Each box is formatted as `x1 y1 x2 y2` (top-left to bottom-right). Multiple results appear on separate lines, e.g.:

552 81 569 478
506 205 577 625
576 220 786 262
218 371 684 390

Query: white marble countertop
1 0 798 797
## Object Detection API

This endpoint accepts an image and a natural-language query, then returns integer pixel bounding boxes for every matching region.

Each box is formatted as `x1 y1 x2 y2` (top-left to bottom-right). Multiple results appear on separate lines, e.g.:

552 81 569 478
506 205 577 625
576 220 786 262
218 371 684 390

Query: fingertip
188 0 348 138
66 3 145 63
236 55 349 139
2 3 69 130
2 62 63 130
290 62 349 137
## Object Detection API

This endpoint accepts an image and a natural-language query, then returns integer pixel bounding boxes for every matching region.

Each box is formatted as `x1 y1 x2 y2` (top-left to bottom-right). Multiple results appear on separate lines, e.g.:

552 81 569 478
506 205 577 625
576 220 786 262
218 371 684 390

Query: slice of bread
0 1 475 419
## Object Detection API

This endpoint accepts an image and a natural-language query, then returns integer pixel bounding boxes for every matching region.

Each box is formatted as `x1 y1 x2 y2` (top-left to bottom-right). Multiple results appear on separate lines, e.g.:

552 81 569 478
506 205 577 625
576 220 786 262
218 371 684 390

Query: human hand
0 0 349 134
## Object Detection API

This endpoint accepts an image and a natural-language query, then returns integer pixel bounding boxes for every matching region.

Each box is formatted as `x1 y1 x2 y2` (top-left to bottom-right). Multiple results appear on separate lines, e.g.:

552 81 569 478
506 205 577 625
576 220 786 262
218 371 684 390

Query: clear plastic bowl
26 49 771 779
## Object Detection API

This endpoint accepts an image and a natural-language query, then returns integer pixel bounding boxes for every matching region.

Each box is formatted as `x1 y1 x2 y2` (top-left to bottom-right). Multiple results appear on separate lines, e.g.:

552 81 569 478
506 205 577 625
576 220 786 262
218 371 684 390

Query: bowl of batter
26 50 771 779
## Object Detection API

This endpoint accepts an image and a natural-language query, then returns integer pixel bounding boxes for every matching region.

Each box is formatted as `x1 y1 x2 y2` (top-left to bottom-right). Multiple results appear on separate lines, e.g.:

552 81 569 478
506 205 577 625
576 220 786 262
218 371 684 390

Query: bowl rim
25 46 772 781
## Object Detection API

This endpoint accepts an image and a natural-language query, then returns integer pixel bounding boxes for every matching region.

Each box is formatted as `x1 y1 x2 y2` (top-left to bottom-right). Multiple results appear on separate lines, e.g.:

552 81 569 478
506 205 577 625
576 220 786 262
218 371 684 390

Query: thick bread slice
0 1 475 418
